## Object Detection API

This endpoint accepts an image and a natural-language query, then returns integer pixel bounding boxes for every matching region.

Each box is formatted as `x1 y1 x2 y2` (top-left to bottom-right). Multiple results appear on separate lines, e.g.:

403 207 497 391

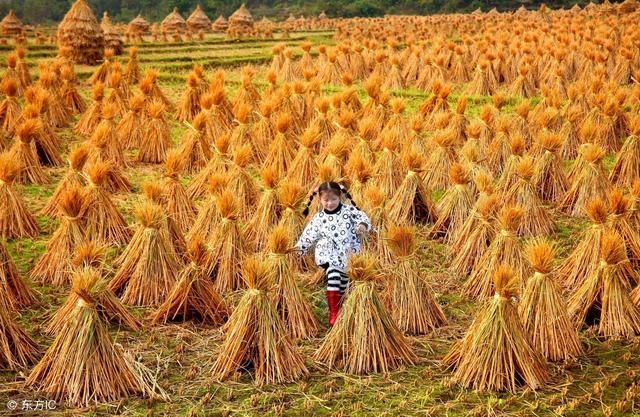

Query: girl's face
319 191 341 211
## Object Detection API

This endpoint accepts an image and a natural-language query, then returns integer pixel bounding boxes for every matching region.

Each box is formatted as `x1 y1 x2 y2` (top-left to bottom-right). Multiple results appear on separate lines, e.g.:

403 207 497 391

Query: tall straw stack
211 256 308 386
1 10 23 37
520 239 583 361
386 225 447 335
267 226 319 339
463 205 531 298
25 276 167 407
109 202 181 306
187 5 211 33
46 266 141 336
0 295 40 371
226 4 255 38
0 152 39 239
568 231 640 338
444 265 549 392
314 254 417 374
0 239 36 310
162 8 188 34
57 0 105 65
151 237 228 325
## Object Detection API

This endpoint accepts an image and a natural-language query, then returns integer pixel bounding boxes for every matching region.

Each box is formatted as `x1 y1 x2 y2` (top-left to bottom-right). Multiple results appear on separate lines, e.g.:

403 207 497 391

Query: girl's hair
302 181 359 216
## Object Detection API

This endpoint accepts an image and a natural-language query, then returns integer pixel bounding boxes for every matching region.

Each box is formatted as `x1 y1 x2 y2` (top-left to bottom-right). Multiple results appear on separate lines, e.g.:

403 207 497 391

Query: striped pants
322 264 349 293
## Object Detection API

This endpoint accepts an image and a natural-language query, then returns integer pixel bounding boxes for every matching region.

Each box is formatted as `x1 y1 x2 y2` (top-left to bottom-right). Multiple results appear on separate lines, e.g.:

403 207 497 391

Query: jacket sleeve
295 215 322 254
350 206 373 231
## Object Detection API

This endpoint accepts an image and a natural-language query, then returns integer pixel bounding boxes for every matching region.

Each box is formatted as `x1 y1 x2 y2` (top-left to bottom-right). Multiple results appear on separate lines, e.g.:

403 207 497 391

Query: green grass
0 29 638 417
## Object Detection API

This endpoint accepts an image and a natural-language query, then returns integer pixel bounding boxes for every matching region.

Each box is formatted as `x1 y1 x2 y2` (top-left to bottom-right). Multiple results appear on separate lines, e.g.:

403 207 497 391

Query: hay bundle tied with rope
314 254 417 374
211 256 308 386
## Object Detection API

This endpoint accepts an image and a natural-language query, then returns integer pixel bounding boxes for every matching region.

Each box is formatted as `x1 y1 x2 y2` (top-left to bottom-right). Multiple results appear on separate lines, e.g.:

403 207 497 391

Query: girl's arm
295 215 322 254
350 206 373 232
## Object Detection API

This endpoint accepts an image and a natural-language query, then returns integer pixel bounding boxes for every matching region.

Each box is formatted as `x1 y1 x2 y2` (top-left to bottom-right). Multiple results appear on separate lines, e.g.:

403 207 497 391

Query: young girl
295 182 372 326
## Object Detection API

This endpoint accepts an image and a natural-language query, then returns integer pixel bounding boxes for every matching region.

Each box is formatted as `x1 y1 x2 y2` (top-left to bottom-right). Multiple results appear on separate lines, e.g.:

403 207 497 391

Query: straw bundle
245 167 280 251
41 147 88 218
267 226 319 339
609 118 640 188
496 134 526 192
141 69 172 110
176 72 201 122
0 239 35 310
206 191 246 293
151 237 228 326
372 134 403 198
520 238 583 361
87 103 128 170
25 281 166 407
22 102 63 168
46 266 141 336
187 5 211 33
560 143 611 217
445 265 549 392
0 153 39 239
360 186 393 265
15 47 30 90
0 295 39 371
186 173 227 243
463 205 531 299
606 188 640 265
124 47 140 85
264 112 296 175
57 0 104 65
226 144 258 220
503 157 554 237
139 100 171 163
9 119 49 185
0 77 21 136
60 64 86 114
386 225 446 335
314 254 417 374
568 231 640 338
211 256 307 386
162 8 188 34
558 197 609 289
558 105 582 160
531 130 568 203
185 133 229 198
450 194 499 277
104 70 129 117
109 202 181 306
162 151 197 235
118 93 145 150
31 186 85 286
37 69 71 129
288 126 320 188
75 82 104 136
423 129 458 190
80 162 131 246
387 149 437 226
431 163 474 243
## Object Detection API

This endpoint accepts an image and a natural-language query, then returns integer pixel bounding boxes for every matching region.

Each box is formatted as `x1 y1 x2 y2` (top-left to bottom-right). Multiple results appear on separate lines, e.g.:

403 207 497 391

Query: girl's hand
356 223 368 234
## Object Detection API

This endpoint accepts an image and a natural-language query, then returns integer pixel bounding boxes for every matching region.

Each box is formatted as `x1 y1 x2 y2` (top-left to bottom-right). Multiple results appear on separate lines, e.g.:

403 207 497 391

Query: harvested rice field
1 1 640 416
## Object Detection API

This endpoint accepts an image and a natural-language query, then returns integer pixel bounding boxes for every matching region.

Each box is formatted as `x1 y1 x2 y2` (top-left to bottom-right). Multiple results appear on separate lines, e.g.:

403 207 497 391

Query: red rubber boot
326 291 342 326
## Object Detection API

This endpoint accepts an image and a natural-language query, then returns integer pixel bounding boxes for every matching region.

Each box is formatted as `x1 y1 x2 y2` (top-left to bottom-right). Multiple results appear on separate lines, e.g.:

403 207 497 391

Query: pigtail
302 187 319 217
338 183 359 210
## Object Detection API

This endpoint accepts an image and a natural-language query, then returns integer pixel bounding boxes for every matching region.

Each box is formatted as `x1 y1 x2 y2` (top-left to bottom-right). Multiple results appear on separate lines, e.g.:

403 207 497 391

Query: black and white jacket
295 203 372 271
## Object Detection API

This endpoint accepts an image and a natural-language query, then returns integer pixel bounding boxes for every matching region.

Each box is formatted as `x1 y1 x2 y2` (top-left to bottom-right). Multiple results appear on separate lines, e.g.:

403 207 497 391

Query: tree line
1 0 597 25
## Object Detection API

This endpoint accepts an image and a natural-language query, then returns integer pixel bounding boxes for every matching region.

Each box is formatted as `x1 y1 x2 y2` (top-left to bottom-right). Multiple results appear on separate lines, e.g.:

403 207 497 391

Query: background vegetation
0 0 609 25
